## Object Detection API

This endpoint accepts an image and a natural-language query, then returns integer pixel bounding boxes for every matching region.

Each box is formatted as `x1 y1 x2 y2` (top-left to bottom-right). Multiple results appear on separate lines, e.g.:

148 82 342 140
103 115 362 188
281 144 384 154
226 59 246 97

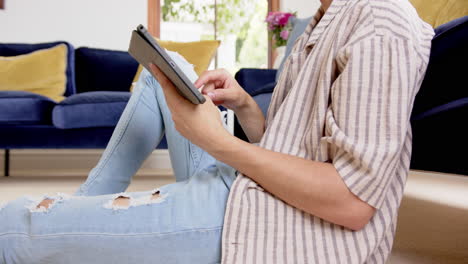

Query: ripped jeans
0 51 237 264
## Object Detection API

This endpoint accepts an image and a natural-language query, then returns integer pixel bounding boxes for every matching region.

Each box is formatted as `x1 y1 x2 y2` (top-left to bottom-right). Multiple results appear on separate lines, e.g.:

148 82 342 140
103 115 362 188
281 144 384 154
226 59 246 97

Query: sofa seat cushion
0 91 56 125
0 125 168 149
410 98 468 175
53 91 130 129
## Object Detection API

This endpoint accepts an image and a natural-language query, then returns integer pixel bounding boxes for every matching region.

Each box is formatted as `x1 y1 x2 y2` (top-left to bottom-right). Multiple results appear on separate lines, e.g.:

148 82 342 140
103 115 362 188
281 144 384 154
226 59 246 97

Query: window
159 0 268 73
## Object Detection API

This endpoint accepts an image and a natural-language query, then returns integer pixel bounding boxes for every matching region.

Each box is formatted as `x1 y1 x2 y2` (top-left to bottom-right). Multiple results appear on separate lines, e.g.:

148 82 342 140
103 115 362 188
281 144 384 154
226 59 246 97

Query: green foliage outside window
161 0 267 71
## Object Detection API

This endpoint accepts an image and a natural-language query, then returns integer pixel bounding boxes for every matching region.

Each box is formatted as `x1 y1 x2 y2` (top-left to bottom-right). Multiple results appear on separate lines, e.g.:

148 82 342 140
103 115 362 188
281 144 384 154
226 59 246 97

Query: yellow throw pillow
410 0 468 28
0 44 67 102
130 39 220 91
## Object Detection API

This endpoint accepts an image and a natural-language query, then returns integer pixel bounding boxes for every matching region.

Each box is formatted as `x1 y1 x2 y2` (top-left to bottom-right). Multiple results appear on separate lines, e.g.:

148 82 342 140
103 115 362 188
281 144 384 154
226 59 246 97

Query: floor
1 170 467 263
0 175 174 202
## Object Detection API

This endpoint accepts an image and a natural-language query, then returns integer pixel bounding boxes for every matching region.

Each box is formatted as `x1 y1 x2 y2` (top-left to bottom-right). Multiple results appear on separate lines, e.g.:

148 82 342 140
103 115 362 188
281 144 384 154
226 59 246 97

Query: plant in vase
265 11 296 67
265 11 296 48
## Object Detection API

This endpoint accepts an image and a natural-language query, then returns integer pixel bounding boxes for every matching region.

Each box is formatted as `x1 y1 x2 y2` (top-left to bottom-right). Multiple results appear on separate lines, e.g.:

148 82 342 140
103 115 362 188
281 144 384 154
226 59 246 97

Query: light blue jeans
0 51 237 264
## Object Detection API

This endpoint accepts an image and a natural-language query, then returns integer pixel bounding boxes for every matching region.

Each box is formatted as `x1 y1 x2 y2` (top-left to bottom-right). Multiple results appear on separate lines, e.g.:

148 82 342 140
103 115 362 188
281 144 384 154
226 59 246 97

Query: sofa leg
4 149 9 177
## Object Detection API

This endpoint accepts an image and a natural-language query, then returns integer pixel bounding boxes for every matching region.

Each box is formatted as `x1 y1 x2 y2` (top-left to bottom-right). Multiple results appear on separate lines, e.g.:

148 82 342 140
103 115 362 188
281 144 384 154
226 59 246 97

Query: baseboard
3 149 173 177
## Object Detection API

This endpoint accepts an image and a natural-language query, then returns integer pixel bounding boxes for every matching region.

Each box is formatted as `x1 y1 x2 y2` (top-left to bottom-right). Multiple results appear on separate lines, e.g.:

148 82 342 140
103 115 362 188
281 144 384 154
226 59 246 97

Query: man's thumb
207 90 225 101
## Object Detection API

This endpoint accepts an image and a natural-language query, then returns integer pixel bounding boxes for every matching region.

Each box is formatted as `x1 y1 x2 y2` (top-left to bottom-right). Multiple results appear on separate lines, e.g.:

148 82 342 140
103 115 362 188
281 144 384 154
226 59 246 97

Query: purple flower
278 13 293 26
280 29 289 40
265 12 275 23
266 11 296 44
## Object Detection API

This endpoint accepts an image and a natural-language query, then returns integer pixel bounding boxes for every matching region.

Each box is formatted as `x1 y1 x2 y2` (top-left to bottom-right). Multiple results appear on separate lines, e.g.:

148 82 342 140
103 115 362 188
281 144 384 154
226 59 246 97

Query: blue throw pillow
275 16 313 81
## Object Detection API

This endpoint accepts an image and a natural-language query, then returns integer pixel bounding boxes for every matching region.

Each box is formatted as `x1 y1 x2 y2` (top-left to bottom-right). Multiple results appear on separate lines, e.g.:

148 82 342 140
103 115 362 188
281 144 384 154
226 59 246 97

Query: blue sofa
234 16 468 176
0 42 167 176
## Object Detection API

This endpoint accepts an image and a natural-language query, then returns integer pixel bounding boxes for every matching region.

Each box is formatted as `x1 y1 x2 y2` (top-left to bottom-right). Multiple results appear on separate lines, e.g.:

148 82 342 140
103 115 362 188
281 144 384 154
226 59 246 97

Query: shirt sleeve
325 36 419 209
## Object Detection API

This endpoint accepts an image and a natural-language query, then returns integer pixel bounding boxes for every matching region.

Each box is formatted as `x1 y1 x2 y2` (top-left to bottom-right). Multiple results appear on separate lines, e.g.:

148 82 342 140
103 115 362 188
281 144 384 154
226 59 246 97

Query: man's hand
195 69 266 143
194 69 250 112
149 64 230 150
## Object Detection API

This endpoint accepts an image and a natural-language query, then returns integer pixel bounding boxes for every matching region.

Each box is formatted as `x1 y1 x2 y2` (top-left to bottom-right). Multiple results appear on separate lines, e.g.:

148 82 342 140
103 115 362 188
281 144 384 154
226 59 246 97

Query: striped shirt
222 0 434 263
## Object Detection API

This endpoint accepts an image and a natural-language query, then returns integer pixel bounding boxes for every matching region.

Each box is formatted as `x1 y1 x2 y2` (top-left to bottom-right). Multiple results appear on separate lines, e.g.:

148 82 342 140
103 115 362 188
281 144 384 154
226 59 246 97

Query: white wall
0 0 319 50
281 0 321 18
0 0 147 51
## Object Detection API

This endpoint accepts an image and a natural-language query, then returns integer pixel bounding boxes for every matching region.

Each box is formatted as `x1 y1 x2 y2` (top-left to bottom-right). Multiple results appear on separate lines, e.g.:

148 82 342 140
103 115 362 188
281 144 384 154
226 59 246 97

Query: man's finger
201 82 216 95
194 69 227 89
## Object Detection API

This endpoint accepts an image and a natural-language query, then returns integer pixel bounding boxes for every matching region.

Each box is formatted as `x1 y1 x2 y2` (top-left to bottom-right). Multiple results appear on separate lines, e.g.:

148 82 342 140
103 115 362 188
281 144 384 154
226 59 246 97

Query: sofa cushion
410 98 468 175
235 68 277 96
53 91 130 129
0 41 75 96
0 44 68 102
0 125 168 149
234 92 273 142
275 16 313 81
75 47 139 93
0 91 56 125
411 16 468 118
410 0 468 28
253 92 273 118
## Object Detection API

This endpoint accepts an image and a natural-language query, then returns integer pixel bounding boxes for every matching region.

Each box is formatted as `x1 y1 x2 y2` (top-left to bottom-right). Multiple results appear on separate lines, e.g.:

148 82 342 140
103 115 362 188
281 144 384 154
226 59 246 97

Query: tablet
128 25 206 104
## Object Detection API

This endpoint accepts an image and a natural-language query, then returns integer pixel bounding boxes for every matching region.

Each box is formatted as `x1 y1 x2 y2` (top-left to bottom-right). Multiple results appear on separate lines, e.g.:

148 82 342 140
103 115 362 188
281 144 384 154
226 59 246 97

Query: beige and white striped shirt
222 0 434 263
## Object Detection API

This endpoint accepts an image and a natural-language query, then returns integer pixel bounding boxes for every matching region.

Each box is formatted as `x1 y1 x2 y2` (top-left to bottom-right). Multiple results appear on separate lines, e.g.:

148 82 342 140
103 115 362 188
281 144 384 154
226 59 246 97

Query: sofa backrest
411 16 468 119
74 47 139 93
275 16 312 82
0 41 76 96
